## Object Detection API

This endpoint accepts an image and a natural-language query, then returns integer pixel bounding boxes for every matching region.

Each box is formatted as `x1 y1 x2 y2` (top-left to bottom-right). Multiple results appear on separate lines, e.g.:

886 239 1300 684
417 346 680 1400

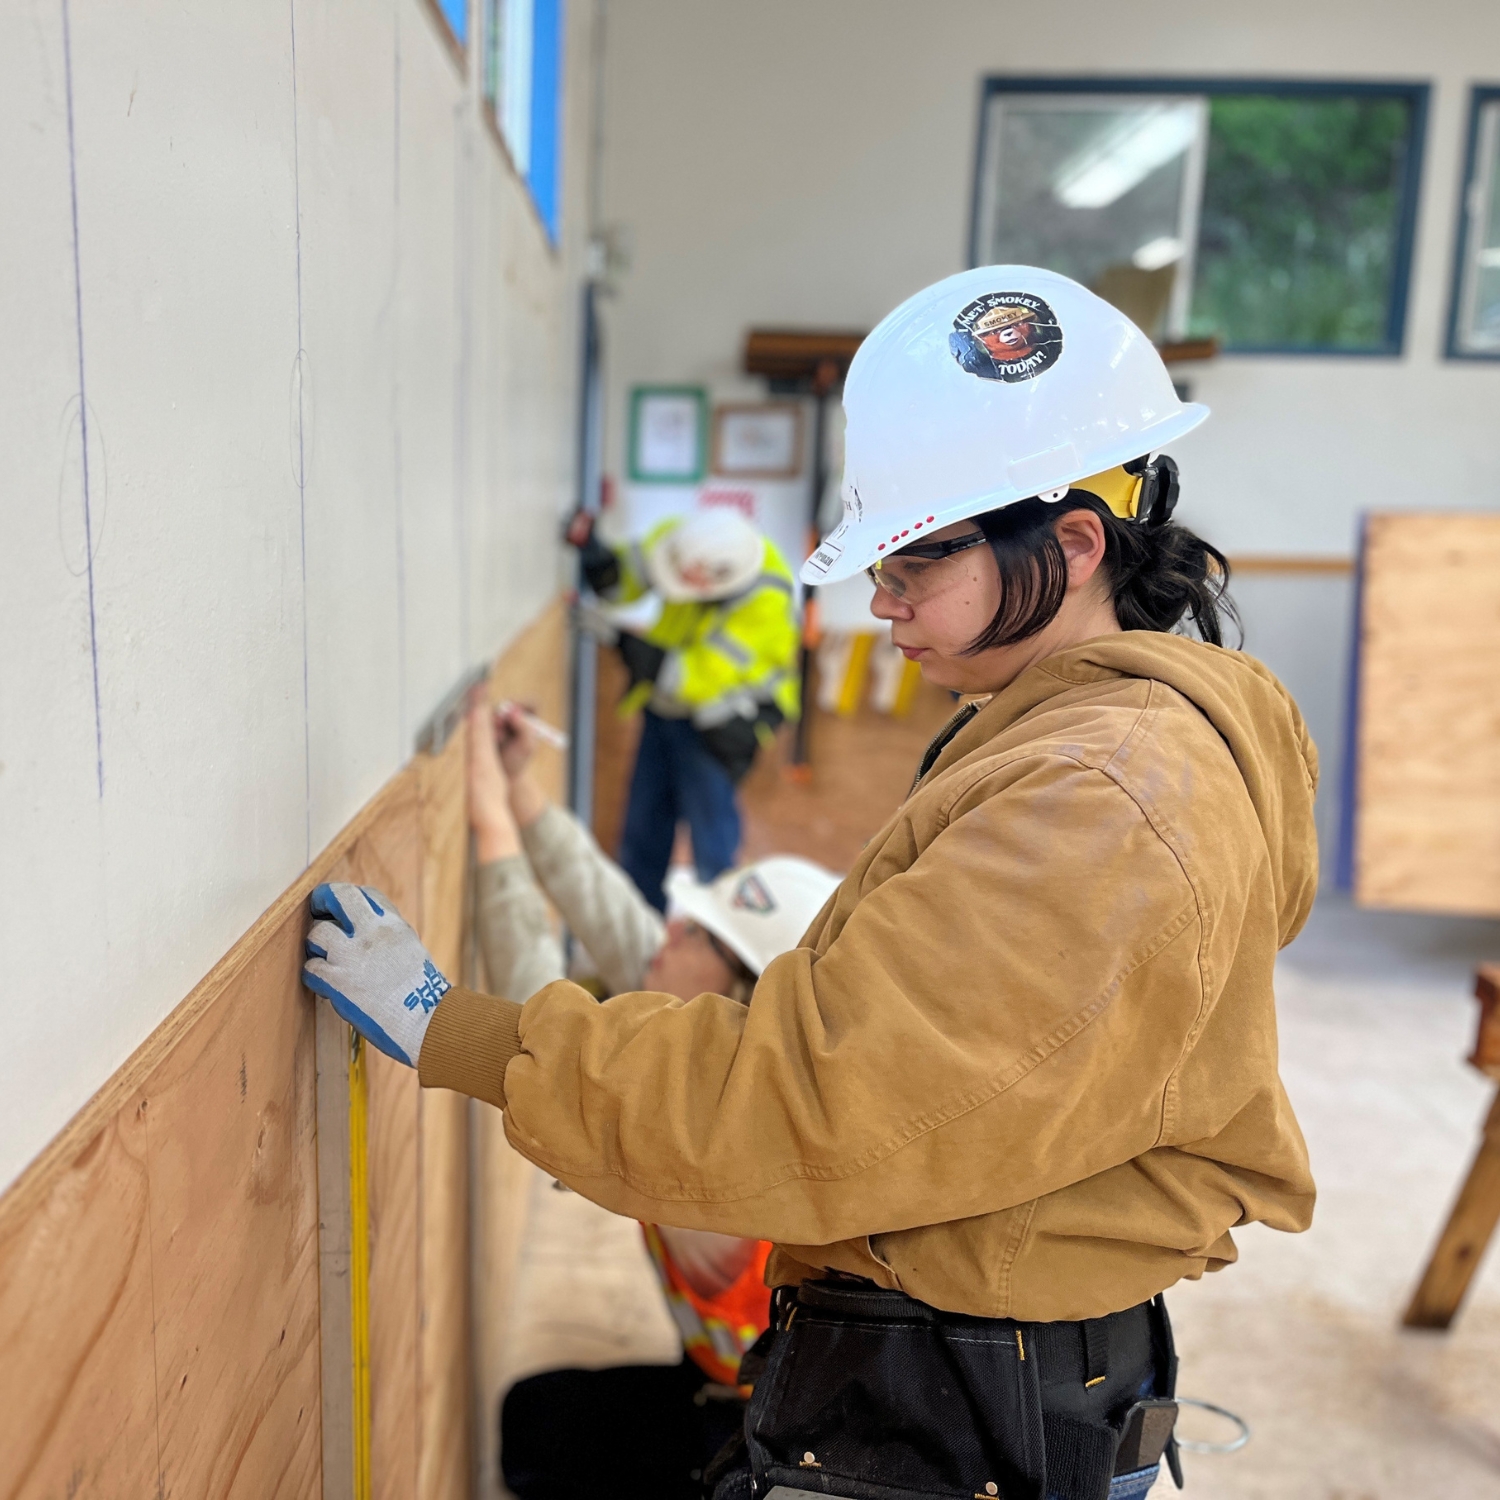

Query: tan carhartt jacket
422 632 1319 1321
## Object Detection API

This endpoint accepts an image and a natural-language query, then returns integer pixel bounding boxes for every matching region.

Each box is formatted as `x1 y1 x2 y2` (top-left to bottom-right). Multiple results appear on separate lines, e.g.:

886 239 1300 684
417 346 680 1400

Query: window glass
1191 94 1415 350
483 0 563 244
437 0 467 46
975 83 1424 355
1452 97 1500 355
977 96 1206 341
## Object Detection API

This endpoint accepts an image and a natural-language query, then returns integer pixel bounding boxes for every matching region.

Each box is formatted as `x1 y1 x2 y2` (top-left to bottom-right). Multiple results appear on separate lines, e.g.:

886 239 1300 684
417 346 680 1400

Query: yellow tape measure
348 1031 372 1500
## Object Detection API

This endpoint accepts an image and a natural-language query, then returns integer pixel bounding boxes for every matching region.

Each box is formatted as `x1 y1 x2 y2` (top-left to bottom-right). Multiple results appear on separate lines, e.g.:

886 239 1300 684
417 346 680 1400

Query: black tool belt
710 1278 1180 1500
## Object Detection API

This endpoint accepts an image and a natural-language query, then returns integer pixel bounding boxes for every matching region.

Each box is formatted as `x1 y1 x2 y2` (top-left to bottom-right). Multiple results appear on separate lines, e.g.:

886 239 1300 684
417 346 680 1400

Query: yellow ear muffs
1070 465 1143 520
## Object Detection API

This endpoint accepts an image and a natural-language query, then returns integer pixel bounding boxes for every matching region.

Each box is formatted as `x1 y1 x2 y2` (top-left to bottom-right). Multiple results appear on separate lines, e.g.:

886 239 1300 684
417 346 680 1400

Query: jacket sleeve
521 804 666 995
427 756 1203 1246
474 855 567 1003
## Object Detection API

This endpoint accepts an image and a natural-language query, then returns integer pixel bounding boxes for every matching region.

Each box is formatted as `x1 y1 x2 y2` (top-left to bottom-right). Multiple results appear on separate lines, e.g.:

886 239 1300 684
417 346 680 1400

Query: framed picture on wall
628 386 708 483
711 403 804 479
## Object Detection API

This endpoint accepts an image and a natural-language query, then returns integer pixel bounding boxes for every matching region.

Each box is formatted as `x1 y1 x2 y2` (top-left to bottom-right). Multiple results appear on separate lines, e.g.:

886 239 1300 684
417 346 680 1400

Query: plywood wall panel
327 769 427 1500
590 644 640 859
1355 515 1500 915
145 916 322 1500
472 597 571 1494
418 1088 474 1500
418 729 475 1500
0 766 421 1500
0 1103 159 1500
367 1048 422 1500
0 601 571 1500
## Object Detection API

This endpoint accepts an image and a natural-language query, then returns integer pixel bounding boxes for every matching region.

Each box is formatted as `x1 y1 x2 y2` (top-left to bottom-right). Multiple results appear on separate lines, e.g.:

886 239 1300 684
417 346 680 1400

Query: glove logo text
404 959 452 1014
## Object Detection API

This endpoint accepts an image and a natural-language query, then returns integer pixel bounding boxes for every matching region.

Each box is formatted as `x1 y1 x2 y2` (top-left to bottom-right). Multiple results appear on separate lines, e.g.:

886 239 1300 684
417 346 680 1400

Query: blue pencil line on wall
61 0 104 800
289 0 312 866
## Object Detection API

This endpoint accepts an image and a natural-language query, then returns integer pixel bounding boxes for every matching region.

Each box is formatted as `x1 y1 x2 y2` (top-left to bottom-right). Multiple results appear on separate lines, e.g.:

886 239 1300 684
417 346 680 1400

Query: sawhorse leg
1402 1087 1500 1330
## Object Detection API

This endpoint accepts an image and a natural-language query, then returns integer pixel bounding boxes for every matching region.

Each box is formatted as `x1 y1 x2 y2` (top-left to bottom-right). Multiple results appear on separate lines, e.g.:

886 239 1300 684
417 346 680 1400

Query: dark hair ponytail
962 464 1239 654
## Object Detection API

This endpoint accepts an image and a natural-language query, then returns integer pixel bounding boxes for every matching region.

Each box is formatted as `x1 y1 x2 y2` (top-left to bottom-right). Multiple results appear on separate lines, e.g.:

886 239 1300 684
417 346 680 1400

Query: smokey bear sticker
949 292 1062 382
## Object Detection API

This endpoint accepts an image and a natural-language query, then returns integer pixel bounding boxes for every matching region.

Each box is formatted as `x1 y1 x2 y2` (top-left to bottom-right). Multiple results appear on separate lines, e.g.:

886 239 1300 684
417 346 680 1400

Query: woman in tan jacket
305 267 1317 1500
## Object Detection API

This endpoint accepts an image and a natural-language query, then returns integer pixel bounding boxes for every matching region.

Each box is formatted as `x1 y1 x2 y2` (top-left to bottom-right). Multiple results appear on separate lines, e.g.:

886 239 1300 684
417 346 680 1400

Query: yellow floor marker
836 633 875 717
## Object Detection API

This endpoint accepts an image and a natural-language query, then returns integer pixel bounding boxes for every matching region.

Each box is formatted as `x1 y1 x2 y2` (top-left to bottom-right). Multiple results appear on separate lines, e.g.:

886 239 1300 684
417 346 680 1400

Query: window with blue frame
1447 87 1500 359
433 0 468 47
484 0 564 243
972 79 1428 356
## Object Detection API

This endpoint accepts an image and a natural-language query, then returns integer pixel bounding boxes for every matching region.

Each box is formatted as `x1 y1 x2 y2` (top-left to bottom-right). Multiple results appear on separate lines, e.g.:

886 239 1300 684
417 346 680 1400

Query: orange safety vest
642 1224 773 1387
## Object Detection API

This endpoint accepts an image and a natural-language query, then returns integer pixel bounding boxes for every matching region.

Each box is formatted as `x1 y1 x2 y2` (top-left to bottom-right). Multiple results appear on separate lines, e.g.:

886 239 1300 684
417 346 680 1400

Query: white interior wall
0 0 592 1192
596 0 1500 875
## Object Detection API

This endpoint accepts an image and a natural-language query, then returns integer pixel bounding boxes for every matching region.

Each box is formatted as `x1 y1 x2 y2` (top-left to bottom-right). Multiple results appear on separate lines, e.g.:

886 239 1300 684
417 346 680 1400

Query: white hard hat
649 509 765 602
800 266 1209 586
665 856 842 975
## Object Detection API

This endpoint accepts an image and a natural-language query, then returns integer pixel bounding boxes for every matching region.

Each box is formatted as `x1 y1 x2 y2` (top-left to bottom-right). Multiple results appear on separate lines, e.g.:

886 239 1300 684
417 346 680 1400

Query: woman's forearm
521 804 666 995
473 855 566 1003
508 770 549 830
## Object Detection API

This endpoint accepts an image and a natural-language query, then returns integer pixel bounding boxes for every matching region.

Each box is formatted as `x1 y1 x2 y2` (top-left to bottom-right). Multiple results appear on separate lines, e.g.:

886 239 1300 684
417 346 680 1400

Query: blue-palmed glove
302 882 452 1066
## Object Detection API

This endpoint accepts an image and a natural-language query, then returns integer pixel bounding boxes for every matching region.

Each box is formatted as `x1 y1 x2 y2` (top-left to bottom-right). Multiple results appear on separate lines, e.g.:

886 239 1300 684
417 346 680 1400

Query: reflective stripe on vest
641 1224 773 1388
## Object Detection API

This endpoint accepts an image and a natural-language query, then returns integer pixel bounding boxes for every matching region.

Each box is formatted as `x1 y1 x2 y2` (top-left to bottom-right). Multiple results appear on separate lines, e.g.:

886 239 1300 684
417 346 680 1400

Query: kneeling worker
569 507 800 912
465 698 839 1500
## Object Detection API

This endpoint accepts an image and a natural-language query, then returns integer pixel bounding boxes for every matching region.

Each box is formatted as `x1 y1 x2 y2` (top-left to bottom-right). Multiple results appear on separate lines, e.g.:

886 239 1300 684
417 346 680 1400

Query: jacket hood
1008 633 1320 948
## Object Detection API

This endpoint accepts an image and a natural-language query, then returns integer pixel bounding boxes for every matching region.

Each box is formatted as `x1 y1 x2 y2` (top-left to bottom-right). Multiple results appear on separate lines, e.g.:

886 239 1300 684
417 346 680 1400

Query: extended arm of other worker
472 700 664 999
416 756 1229 1248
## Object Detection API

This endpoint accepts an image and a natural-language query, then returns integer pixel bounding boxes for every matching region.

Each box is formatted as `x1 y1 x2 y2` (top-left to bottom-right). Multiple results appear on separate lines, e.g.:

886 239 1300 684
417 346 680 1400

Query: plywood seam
141 1097 166 1497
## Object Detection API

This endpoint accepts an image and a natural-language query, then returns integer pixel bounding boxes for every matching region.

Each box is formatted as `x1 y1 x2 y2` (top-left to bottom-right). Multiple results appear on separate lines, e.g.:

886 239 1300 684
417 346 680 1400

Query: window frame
480 0 565 249
1445 85 1500 361
423 0 468 71
969 75 1431 358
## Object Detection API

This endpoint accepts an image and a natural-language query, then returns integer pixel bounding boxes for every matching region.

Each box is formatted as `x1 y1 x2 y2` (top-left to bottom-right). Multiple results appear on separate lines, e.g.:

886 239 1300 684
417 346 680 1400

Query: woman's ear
1054 508 1108 590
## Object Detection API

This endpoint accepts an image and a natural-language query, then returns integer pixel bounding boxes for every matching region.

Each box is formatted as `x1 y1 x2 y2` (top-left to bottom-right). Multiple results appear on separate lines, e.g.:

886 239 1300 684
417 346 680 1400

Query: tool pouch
1037 1297 1181 1500
737 1279 1048 1500
712 1285 1181 1500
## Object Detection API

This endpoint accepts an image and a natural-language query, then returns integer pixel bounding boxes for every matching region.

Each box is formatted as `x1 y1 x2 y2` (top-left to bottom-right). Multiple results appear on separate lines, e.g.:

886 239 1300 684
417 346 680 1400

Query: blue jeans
1103 1464 1160 1498
619 711 741 912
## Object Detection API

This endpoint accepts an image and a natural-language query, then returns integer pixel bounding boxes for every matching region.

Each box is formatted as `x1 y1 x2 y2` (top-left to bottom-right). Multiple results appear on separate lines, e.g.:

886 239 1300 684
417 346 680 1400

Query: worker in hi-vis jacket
463 697 838 1500
568 507 800 912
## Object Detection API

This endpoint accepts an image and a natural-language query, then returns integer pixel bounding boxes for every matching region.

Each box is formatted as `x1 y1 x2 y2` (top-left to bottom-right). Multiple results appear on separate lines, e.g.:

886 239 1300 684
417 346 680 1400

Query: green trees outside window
974 81 1427 356
1191 95 1416 350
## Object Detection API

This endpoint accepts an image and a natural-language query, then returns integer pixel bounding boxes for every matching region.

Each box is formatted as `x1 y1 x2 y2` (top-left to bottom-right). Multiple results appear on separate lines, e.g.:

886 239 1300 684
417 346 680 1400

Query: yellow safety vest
612 519 801 724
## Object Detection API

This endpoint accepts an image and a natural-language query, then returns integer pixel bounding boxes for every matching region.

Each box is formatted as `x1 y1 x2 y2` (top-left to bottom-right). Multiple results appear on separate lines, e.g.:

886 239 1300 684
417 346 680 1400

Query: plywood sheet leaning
1355 514 1500 915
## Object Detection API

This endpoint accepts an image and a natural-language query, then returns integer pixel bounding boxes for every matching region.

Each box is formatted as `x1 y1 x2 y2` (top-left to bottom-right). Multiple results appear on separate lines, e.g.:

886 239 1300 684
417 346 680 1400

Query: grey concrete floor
1167 893 1500 1499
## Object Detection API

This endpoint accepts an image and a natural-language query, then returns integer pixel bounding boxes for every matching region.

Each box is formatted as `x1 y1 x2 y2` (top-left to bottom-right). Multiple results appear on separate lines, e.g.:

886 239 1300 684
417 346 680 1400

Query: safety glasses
864 530 987 601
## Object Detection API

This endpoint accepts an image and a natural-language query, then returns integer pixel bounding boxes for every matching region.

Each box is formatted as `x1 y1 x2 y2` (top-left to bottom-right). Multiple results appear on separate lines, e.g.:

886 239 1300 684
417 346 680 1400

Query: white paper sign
635 393 703 480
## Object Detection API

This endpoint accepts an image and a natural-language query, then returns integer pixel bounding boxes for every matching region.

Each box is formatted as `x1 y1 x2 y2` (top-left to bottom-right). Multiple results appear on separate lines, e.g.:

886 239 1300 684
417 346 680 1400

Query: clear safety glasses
864 530 987 602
